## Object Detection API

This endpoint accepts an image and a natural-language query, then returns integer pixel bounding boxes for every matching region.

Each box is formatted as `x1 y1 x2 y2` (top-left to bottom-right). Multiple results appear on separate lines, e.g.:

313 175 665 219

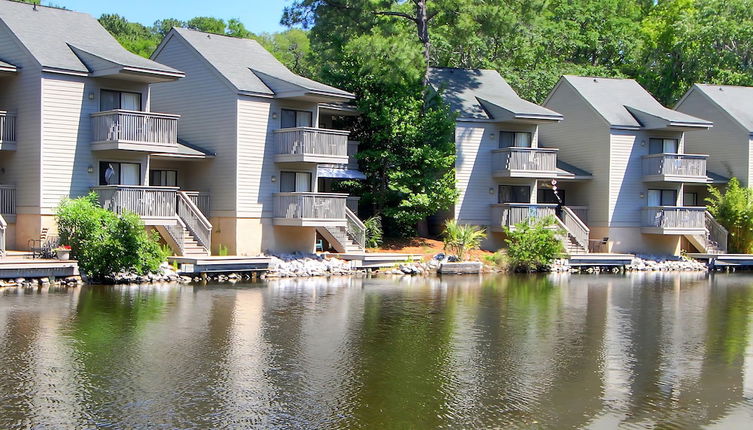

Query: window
150 170 177 187
281 109 313 128
649 138 679 154
538 189 565 204
99 161 141 185
280 171 312 192
683 192 698 206
648 189 677 206
500 131 532 148
100 90 142 111
498 185 531 204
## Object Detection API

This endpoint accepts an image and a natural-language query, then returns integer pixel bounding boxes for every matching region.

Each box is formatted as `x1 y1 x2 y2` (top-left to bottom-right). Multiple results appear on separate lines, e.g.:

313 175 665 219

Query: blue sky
53 0 289 33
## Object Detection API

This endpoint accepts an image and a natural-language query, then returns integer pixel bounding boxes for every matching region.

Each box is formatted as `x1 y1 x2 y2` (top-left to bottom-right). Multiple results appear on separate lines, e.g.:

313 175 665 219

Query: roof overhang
69 45 185 83
319 102 359 117
149 139 215 160
477 97 563 124
625 106 712 131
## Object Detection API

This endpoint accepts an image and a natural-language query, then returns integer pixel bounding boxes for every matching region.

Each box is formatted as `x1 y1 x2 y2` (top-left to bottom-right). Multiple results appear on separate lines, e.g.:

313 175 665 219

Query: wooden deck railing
0 214 6 256
642 206 706 230
177 191 212 250
274 192 347 220
274 127 349 157
91 109 179 146
0 111 16 144
93 186 178 218
565 206 588 224
491 147 558 175
642 153 707 179
491 203 558 228
183 191 210 217
560 206 590 250
705 211 728 253
0 185 16 215
345 207 366 249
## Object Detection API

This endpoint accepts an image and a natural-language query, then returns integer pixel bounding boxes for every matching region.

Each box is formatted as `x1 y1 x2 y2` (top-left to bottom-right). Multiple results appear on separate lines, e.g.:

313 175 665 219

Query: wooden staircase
317 208 366 253
686 211 727 254
157 192 213 257
554 206 590 255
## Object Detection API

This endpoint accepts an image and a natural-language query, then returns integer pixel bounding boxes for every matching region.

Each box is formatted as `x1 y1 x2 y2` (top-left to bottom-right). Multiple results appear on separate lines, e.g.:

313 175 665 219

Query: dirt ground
368 237 495 261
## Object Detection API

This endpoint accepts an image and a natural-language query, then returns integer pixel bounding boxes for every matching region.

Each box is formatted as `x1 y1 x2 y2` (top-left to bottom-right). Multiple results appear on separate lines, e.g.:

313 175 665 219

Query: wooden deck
687 253 753 267
567 253 635 267
0 252 79 279
335 252 421 268
167 255 271 274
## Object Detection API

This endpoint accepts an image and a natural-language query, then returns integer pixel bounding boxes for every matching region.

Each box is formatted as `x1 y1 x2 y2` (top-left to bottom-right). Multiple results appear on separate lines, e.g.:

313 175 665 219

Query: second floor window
500 131 532 148
99 161 141 186
150 170 177 187
281 109 313 128
649 138 679 154
498 185 531 204
100 90 142 112
280 171 312 192
648 189 677 206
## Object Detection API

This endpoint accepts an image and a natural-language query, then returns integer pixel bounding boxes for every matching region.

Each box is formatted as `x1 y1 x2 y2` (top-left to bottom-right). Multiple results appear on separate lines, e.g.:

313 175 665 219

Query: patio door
649 138 679 154
280 171 312 192
648 189 677 206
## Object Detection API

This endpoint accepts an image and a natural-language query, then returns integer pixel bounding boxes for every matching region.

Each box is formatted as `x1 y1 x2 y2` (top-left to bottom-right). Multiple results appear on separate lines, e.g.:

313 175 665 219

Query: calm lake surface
1 274 753 429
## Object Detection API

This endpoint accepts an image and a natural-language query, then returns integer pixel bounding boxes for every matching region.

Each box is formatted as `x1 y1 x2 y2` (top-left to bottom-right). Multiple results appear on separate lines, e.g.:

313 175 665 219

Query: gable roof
682 84 753 133
155 27 354 101
428 68 562 122
0 1 183 81
557 76 711 130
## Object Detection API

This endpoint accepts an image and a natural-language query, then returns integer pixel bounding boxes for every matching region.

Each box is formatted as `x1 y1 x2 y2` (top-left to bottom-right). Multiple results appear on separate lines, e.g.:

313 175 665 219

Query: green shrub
56 192 168 280
442 219 486 260
364 215 383 248
706 178 753 253
504 216 564 272
483 251 508 270
218 244 229 256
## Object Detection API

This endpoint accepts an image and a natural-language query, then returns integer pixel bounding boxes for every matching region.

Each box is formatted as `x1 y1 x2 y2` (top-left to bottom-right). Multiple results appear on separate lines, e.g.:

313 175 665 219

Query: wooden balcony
642 153 708 182
93 185 179 225
91 109 179 152
273 192 348 227
641 206 706 234
490 203 558 231
0 111 16 150
491 147 559 178
274 127 349 164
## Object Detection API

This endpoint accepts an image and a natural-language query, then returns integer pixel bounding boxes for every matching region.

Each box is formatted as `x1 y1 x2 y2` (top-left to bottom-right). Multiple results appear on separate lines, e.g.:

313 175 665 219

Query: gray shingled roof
0 1 182 77
688 84 753 132
163 27 354 99
560 76 711 129
428 68 562 121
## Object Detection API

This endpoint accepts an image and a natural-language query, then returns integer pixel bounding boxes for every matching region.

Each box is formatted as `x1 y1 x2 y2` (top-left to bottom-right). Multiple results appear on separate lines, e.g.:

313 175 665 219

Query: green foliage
442 219 486 261
56 193 168 280
218 244 229 256
364 215 384 248
504 217 564 272
706 178 753 253
483 251 508 270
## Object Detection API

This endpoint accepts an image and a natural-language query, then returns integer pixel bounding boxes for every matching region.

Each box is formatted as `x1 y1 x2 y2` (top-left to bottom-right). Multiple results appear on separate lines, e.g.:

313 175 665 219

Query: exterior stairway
554 206 590 255
157 192 213 257
685 211 728 254
317 208 366 253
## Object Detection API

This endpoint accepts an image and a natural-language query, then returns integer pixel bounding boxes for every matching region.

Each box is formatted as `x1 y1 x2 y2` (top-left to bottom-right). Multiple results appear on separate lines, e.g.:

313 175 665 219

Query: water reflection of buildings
0 274 751 428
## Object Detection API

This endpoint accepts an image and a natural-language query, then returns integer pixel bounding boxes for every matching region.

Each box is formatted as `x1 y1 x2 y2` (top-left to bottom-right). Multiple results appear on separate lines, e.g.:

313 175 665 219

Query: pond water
1 273 752 429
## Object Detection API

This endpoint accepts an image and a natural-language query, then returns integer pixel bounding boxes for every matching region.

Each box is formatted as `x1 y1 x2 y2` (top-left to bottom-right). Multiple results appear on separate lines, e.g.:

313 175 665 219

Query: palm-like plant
442 219 487 260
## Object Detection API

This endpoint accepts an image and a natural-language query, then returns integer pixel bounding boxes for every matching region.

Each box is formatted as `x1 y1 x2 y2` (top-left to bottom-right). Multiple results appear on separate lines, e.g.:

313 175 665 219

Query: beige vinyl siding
151 36 238 216
608 130 645 226
540 80 610 226
0 24 42 212
236 96 272 217
675 88 750 184
454 122 494 224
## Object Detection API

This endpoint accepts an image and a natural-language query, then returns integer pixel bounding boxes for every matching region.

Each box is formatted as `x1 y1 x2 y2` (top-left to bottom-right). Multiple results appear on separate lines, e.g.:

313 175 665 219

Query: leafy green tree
186 16 227 34
442 219 486 260
504 217 564 272
56 193 168 280
154 18 185 36
706 178 753 253
99 14 161 57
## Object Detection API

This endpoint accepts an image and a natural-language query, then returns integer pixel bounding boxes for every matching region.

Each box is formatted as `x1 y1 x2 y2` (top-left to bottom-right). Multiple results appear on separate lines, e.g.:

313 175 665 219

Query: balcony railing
642 206 706 232
183 191 210 217
93 185 178 220
274 127 349 163
642 153 708 182
274 192 347 225
91 110 179 150
491 203 558 229
0 111 16 145
491 147 558 177
0 185 15 215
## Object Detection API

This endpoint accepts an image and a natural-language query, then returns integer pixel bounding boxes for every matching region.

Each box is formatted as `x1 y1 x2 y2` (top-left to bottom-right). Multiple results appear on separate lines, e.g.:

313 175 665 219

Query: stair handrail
164 216 187 256
345 207 366 250
0 214 6 257
559 206 590 252
177 191 212 253
705 211 728 254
